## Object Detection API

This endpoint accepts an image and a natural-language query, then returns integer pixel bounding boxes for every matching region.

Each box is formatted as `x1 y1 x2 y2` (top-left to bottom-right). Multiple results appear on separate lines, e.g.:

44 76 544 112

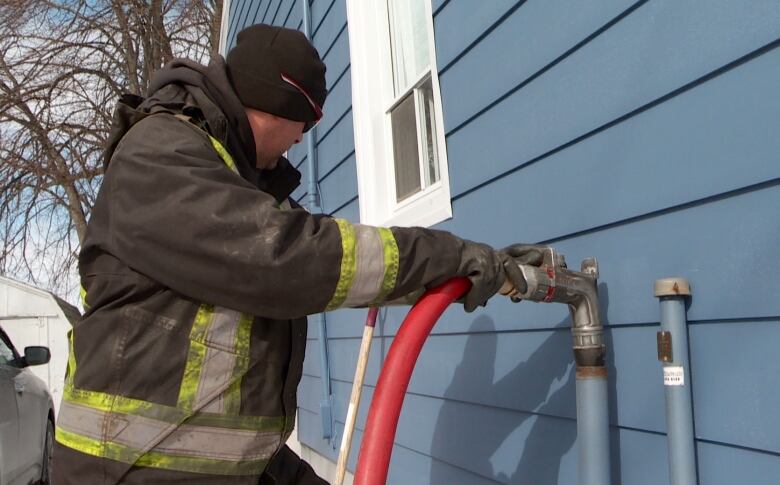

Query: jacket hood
144 56 301 202
148 56 256 174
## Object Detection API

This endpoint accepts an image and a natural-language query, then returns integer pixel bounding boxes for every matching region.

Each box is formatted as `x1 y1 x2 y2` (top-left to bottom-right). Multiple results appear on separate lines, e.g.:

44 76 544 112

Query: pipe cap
654 278 691 297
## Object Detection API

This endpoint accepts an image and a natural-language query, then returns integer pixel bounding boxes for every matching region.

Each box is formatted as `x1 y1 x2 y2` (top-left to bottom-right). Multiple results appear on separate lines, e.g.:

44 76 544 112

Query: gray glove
457 242 545 312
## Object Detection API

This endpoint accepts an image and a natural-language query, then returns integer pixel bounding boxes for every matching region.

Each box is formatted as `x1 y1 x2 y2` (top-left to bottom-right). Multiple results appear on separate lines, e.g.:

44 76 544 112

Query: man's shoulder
101 113 228 181
131 111 204 137
119 113 213 156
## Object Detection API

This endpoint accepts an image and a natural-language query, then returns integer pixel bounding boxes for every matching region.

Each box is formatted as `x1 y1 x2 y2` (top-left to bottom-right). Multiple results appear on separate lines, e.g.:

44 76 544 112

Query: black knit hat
226 24 326 131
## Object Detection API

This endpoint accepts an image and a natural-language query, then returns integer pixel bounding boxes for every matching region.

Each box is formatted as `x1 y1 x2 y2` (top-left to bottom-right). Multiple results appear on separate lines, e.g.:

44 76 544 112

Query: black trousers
259 445 329 485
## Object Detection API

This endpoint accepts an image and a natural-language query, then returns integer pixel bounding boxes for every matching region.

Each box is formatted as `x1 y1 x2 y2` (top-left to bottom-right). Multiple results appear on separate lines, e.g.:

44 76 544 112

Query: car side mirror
23 346 51 367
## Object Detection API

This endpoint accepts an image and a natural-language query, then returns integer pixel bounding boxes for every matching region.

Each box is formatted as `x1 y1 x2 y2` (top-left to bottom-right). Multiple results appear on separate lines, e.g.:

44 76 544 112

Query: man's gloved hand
457 242 545 312
500 244 547 302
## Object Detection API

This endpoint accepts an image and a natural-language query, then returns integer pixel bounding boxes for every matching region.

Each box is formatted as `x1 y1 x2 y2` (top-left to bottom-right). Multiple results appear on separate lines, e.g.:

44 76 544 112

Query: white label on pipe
663 366 685 386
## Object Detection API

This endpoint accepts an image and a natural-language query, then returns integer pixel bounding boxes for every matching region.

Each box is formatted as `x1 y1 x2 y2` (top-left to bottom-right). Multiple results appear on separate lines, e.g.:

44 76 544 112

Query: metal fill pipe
655 278 698 485
302 0 334 443
515 251 610 485
576 367 611 485
567 259 610 485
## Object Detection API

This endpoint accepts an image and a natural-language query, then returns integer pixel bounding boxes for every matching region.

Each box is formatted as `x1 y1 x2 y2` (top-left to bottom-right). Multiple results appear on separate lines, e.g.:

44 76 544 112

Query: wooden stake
335 307 378 485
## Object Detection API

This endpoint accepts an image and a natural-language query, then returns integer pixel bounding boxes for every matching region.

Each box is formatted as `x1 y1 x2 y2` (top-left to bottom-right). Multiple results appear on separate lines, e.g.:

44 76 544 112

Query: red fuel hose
354 277 471 485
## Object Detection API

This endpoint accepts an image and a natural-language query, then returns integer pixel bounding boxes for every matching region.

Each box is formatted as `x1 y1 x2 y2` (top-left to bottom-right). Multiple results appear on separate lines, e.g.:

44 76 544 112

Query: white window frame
218 0 232 56
347 0 452 227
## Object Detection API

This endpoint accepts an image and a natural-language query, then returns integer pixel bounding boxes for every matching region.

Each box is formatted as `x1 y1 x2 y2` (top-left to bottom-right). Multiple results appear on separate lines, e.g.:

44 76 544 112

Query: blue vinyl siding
227 1 780 483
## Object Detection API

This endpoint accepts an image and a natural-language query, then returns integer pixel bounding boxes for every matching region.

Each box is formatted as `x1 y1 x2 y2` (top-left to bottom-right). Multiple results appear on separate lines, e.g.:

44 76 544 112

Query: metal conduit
301 0 334 444
655 278 698 485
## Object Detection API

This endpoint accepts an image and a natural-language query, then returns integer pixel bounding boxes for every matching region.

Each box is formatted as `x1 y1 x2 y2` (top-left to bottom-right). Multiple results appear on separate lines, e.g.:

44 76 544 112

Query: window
0 330 18 365
347 0 451 227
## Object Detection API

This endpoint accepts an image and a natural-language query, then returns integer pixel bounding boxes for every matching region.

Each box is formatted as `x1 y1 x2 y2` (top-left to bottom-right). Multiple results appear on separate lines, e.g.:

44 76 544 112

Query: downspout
301 0 335 445
655 278 698 485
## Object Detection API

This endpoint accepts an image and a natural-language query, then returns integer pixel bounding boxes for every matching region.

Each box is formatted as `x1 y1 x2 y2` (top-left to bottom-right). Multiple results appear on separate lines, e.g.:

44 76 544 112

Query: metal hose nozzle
514 249 604 366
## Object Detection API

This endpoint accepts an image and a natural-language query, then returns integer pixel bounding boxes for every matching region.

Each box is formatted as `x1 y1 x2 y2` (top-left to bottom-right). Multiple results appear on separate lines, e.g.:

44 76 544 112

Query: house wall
227 1 780 483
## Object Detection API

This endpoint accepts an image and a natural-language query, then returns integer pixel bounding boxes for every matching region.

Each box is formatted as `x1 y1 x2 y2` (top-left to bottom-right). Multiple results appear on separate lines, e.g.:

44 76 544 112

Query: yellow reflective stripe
326 218 357 311
66 330 77 385
79 285 89 309
178 340 207 412
373 227 400 304
233 313 252 357
57 427 147 467
63 380 283 431
208 135 238 174
56 427 105 457
223 313 253 415
55 428 270 476
136 450 269 476
190 304 215 343
186 413 283 432
64 383 184 423
177 305 213 411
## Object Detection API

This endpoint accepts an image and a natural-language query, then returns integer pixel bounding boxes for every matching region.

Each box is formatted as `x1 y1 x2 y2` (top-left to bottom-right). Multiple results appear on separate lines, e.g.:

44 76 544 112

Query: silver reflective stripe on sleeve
326 221 400 310
342 224 387 307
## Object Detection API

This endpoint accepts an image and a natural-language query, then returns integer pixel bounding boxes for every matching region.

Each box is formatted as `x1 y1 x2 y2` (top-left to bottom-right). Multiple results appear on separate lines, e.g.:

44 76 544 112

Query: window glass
391 92 422 200
0 333 16 365
418 77 440 187
388 0 430 96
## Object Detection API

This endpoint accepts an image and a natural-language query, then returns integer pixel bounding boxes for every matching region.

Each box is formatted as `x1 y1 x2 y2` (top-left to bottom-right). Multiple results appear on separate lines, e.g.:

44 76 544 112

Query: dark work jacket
52 57 466 485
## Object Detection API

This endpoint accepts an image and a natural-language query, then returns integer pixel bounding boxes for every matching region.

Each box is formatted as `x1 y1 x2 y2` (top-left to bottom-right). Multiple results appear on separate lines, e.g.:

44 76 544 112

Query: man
52 24 540 484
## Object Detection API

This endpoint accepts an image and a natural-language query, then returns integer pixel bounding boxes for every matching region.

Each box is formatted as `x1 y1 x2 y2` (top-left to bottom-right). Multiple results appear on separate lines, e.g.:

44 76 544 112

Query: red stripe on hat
280 73 323 123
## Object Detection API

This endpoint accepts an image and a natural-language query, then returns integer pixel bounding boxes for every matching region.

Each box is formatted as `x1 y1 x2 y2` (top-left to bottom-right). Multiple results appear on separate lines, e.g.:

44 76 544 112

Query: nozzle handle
499 263 556 302
517 264 557 302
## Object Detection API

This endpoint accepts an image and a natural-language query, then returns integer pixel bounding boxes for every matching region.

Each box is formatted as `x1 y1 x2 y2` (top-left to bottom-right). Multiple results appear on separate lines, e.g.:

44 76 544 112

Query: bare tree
0 0 222 299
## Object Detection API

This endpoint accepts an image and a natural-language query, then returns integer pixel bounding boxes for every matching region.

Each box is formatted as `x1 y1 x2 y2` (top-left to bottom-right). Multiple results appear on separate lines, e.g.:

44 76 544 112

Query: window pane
387 0 430 95
417 77 440 186
0 336 15 365
391 92 421 201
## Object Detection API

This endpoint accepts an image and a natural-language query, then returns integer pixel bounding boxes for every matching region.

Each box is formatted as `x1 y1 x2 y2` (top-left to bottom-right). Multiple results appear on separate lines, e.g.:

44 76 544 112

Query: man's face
244 107 305 170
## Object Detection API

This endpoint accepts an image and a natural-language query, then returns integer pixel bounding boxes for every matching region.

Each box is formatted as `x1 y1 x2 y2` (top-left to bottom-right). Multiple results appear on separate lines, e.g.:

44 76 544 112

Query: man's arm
105 115 513 318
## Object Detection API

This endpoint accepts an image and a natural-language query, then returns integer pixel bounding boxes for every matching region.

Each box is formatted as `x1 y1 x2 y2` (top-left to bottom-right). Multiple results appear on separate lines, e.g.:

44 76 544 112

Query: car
0 325 54 485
